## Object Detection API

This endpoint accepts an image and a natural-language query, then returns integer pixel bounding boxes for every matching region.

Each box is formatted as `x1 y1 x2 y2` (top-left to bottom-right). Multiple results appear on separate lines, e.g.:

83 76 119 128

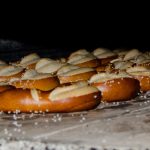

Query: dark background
1 1 150 61
1 32 149 48
1 24 149 49
0 26 150 62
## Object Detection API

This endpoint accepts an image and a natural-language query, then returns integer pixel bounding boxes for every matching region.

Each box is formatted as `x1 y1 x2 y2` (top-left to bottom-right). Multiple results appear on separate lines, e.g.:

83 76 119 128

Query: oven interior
0 35 150 149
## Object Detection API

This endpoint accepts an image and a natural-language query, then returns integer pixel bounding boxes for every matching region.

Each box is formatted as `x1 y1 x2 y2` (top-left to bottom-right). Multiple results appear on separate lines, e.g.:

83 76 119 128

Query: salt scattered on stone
144 101 149 104
21 114 25 120
101 138 107 144
51 114 62 122
13 114 18 120
79 114 86 123
34 122 38 125
29 113 34 118
39 110 43 114
0 111 3 115
45 119 49 123
34 111 39 114
51 117 57 122
106 118 112 121
13 128 17 132
7 111 11 114
57 117 62 122
125 109 130 113
12 121 22 127
147 100 150 103
22 131 26 135
4 128 8 134
14 109 21 114
137 113 142 117
17 128 21 132
8 133 12 137
45 109 49 112
14 128 21 133
42 112 46 116
79 117 86 123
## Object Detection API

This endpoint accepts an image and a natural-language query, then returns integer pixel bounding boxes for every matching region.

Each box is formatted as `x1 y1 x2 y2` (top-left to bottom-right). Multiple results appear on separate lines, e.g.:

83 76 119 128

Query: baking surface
0 92 150 149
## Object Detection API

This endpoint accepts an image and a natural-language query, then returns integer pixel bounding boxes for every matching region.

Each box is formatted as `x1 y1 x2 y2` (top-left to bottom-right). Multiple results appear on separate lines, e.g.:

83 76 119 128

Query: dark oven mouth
0 38 149 62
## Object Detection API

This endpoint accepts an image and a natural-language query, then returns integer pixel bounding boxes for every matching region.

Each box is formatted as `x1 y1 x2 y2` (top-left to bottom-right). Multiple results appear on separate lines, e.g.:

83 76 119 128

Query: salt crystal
29 110 33 113
52 114 62 122
15 109 21 114
51 117 57 122
34 122 38 125
81 117 86 121
7 111 11 114
29 113 34 118
17 128 21 132
4 128 8 134
8 133 12 137
45 119 49 123
107 118 112 121
45 109 49 112
21 114 25 120
0 111 3 115
79 114 86 122
34 110 39 114
42 112 46 116
13 114 17 120
58 117 62 122
125 109 130 113
22 131 26 135
102 139 107 143
13 128 17 132
12 121 22 127
144 101 148 104
94 95 98 98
